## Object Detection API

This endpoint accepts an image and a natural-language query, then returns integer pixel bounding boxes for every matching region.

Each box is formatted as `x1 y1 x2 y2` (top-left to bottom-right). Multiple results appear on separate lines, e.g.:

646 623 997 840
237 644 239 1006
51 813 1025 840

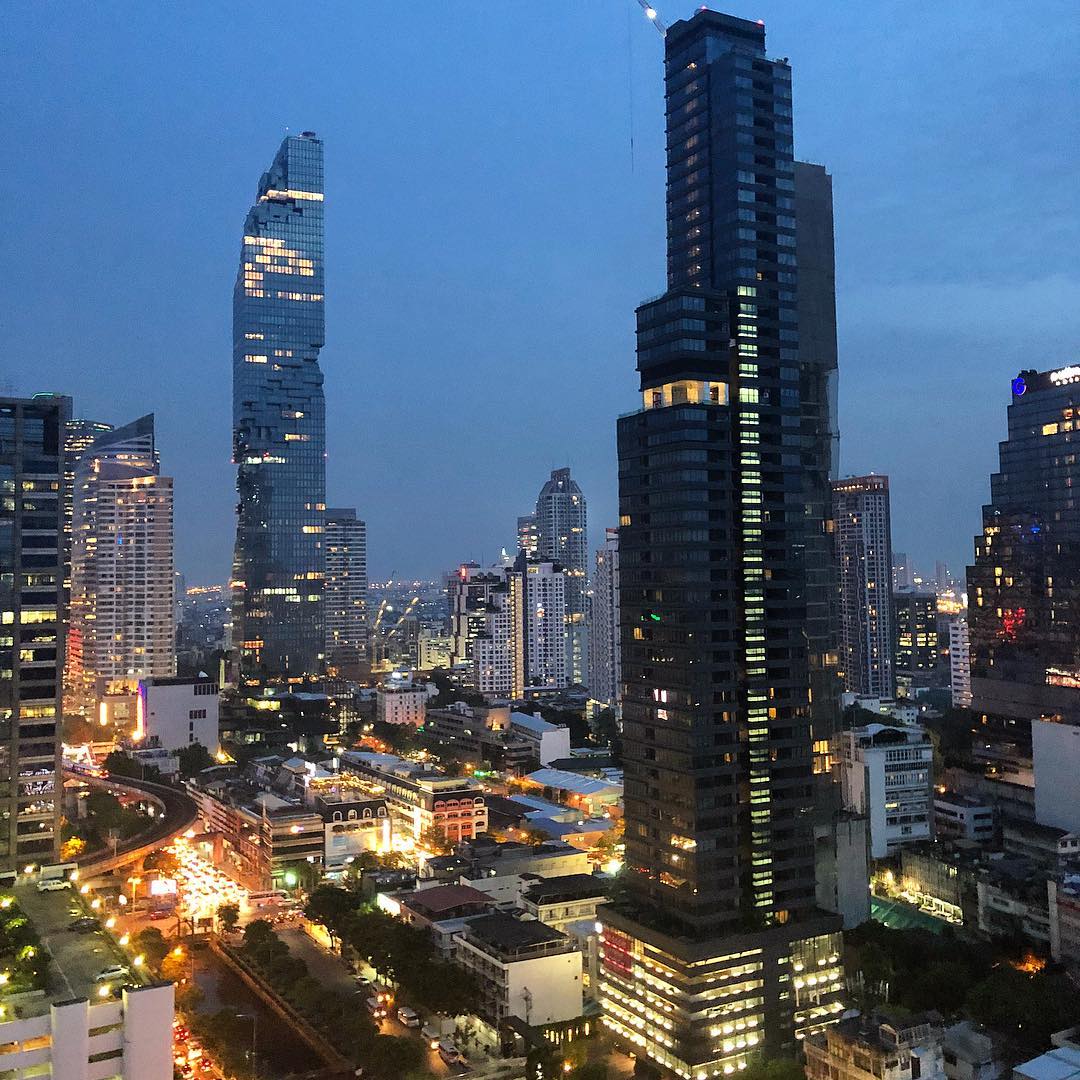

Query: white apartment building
510 559 568 696
137 675 219 754
509 711 571 766
324 507 368 670
66 415 175 711
376 676 427 726
948 618 972 708
455 913 583 1026
588 528 620 709
0 982 174 1080
473 590 514 696
832 475 895 698
837 723 933 859
1033 717 1080 833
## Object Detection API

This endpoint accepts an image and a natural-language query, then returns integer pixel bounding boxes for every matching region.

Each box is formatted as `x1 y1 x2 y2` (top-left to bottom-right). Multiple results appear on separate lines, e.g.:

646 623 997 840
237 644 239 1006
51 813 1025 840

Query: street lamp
237 1012 258 1077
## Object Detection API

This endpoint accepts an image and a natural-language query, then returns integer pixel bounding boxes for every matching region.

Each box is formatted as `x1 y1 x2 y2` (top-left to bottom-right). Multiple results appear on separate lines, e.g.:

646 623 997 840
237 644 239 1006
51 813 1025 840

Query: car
353 974 372 988
94 964 130 983
438 1040 463 1066
36 878 70 892
365 996 386 1019
69 917 99 933
396 1006 420 1028
147 909 171 920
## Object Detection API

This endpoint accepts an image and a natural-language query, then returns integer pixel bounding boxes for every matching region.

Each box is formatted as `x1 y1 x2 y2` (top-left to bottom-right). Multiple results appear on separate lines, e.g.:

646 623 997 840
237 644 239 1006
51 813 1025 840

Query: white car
94 965 130 983
36 878 71 892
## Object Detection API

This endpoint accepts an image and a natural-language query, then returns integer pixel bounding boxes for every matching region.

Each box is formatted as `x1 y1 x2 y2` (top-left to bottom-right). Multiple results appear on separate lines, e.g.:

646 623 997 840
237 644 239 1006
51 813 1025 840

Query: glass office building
599 13 843 1075
232 133 326 686
0 394 69 868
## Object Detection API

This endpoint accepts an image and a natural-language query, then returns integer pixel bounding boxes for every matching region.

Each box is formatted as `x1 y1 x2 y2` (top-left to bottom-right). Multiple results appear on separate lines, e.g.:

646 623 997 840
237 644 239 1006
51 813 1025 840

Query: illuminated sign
149 878 177 896
1049 366 1080 386
1012 376 1027 396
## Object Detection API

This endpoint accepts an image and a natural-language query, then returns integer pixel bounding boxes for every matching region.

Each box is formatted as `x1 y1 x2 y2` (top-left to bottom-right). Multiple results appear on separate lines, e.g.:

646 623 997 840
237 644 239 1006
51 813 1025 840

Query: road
276 926 469 1076
13 882 140 1001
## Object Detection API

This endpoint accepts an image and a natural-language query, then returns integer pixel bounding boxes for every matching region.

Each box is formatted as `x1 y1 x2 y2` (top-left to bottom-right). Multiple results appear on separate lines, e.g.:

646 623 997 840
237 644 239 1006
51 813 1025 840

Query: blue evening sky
4 2 1077 584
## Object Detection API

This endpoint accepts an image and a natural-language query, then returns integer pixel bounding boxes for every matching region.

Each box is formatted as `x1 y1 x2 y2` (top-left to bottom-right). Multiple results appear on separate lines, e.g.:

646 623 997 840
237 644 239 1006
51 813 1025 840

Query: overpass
64 768 199 878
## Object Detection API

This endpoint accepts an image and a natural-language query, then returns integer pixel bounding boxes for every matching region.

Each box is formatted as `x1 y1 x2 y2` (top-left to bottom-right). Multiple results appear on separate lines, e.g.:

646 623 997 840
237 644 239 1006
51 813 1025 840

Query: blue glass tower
232 133 326 686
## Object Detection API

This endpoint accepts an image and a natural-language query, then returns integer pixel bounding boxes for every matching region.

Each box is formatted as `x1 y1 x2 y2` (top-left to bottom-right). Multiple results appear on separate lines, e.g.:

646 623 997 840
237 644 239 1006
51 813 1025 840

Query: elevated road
64 768 199 877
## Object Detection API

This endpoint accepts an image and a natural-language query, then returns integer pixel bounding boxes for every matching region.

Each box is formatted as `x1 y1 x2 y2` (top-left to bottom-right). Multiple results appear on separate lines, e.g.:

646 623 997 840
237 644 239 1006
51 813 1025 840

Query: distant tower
63 418 113 600
324 509 368 673
534 468 587 684
587 529 620 709
66 415 175 712
516 514 539 559
832 475 896 697
232 132 326 687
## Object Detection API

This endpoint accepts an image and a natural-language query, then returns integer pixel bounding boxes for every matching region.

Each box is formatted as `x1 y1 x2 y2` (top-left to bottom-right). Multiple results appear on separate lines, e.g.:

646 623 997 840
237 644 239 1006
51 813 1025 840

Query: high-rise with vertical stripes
599 12 843 1075
231 133 326 686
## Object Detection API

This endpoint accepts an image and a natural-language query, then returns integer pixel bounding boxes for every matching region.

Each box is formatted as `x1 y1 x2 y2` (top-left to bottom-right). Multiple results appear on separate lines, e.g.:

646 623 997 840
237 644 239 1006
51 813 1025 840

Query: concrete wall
1033 719 1080 833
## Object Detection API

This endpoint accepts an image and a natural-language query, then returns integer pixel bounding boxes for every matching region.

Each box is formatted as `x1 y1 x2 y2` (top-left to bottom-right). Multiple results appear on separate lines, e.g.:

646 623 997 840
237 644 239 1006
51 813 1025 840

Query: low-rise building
805 1012 946 1080
422 838 592 884
942 1022 1005 1080
522 874 610 931
518 767 622 818
1014 1029 1080 1080
423 703 537 775
977 860 1050 943
340 751 487 843
837 723 933 859
1002 818 1080 872
814 811 871 929
935 793 995 843
841 694 921 725
137 675 220 754
1048 874 1080 964
376 677 428 727
508 712 572 767
455 913 583 1025
898 843 982 926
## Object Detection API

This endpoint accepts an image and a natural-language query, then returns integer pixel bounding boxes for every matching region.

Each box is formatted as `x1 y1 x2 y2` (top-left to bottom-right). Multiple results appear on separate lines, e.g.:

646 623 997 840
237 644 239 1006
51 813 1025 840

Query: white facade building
0 983 174 1080
948 618 972 708
933 792 994 842
1033 718 1080 833
324 507 368 670
837 723 933 859
473 589 514 696
455 913 583 1026
66 415 175 711
832 475 895 698
376 676 428 726
137 675 219 754
588 528 620 709
510 559 568 696
509 712 572 766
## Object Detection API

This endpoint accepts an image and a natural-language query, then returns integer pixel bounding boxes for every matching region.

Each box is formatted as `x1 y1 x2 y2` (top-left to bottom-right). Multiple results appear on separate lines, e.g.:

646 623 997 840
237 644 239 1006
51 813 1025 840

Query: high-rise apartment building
892 552 913 591
948 618 972 708
967 366 1080 728
587 528 621 709
66 416 175 711
517 514 539 559
535 468 588 685
832 475 895 698
795 161 843 770
232 132 326 687
893 590 938 678
450 563 510 667
0 395 69 867
324 508 368 673
469 556 569 699
599 13 843 1075
62 418 112 599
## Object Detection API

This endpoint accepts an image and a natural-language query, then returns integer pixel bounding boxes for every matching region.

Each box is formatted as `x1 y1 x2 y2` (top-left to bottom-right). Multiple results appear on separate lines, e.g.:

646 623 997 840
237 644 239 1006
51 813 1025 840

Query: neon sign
1049 366 1080 386
1012 376 1027 396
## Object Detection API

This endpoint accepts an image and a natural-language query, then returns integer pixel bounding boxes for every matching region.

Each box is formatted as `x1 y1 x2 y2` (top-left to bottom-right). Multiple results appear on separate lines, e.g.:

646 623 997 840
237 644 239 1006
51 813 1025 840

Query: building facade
61 418 111 600
510 557 568 696
967 366 1080 728
948 618 972 708
232 132 326 687
324 508 367 672
535 468 588 685
376 678 427 727
833 475 895 698
1032 717 1080 833
588 528 621 709
66 414 175 712
137 675 220 755
805 1013 946 1080
517 513 539 559
0 395 69 868
599 13 843 1077
837 723 933 859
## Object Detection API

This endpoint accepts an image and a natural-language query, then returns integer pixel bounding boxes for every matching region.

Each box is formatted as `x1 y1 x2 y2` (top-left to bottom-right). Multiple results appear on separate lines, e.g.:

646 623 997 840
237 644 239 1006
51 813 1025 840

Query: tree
304 885 357 945
242 919 276 949
102 750 143 779
363 1034 425 1079
217 903 240 935
134 927 170 968
177 742 214 778
739 1058 806 1080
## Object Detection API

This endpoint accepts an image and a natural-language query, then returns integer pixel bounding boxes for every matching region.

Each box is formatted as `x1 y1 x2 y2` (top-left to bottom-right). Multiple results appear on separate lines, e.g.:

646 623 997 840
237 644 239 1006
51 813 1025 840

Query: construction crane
636 0 667 37
384 595 419 641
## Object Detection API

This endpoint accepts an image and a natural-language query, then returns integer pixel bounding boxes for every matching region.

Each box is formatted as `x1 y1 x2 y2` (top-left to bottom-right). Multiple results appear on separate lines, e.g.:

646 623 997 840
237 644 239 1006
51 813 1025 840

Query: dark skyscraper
600 12 843 1075
967 366 1080 728
232 133 326 686
0 394 69 869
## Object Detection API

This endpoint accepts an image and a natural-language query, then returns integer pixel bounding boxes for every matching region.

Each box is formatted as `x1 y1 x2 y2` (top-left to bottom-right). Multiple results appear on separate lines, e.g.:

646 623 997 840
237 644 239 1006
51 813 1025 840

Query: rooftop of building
826 1011 945 1054
1015 1046 1080 1080
463 912 570 955
523 874 610 906
400 884 493 917
140 675 218 688
509 712 565 736
934 791 993 809
523 768 623 796
1003 817 1076 843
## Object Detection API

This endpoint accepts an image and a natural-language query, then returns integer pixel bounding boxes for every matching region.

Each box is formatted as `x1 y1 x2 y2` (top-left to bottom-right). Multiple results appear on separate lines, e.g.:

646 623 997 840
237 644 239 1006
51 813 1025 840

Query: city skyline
4 3 1078 584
